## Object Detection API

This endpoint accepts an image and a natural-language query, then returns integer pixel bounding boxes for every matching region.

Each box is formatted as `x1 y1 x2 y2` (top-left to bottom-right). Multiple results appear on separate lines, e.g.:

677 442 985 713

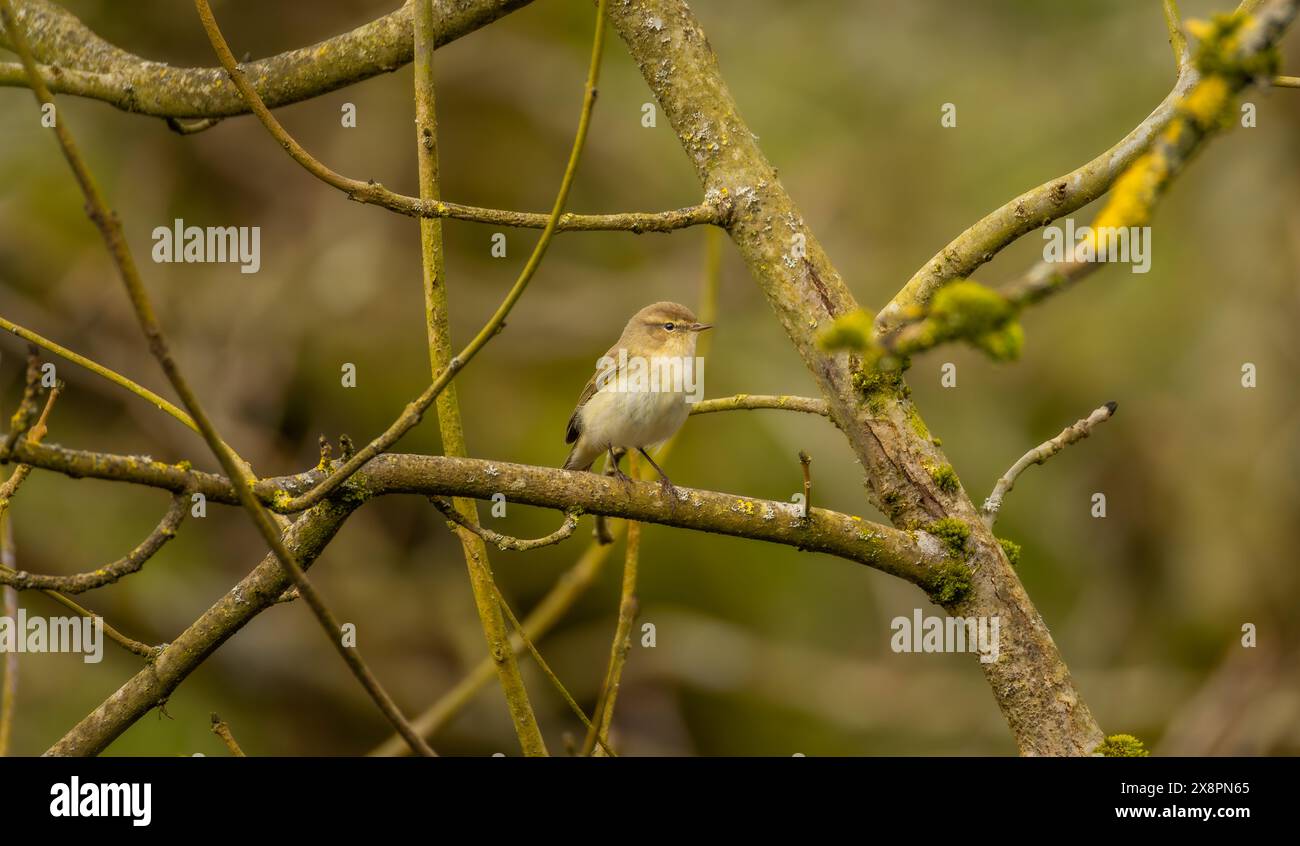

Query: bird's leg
638 448 676 498
607 445 632 485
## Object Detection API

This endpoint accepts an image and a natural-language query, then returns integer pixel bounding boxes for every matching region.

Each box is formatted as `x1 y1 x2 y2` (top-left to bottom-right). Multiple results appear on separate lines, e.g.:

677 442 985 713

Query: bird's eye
664 322 676 331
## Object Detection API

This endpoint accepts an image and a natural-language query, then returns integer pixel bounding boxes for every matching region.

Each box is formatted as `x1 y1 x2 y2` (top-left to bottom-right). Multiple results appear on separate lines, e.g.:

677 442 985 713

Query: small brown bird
563 301 711 493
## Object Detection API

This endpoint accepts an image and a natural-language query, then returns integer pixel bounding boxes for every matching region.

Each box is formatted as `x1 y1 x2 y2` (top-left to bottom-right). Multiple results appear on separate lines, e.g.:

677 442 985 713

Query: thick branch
609 0 1110 755
45 498 357 756
0 0 533 118
5 437 947 591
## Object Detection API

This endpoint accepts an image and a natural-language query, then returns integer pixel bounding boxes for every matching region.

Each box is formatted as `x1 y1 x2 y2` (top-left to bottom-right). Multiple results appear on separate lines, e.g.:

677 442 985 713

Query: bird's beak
690 322 713 332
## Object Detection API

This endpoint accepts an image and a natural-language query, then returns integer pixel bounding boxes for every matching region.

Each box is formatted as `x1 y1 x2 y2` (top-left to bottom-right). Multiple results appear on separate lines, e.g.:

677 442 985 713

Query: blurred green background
1 0 1298 756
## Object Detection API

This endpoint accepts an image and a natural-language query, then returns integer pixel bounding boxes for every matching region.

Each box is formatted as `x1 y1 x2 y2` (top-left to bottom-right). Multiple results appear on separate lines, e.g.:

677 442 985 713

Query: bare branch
6 437 944 589
432 498 580 551
1163 0 1191 71
26 589 157 659
0 0 534 119
689 394 830 418
0 494 186 593
370 534 620 756
982 402 1118 528
483 574 615 756
582 464 640 756
209 713 246 757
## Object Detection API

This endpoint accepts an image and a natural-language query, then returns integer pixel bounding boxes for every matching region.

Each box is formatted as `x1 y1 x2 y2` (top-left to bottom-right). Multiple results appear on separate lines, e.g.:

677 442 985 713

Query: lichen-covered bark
607 0 1103 755
44 499 357 756
0 0 534 117
7 437 947 591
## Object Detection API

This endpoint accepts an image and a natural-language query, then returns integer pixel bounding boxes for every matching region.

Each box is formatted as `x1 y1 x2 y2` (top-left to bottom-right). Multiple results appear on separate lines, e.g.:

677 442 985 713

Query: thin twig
0 381 59 511
0 346 43 462
432 498 580 551
798 450 812 519
368 534 620 756
2 0 435 757
688 394 830 418
1274 74 1300 87
1162 0 1190 72
0 494 186 593
175 0 719 233
0 314 248 460
982 402 1118 528
583 462 641 757
481 574 616 756
165 116 223 135
210 712 246 756
29 589 157 658
0 513 16 755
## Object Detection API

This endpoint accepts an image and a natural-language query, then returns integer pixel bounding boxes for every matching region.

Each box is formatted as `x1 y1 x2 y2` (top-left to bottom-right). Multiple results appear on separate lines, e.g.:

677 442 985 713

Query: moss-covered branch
873 0 1269 334
609 0 1112 754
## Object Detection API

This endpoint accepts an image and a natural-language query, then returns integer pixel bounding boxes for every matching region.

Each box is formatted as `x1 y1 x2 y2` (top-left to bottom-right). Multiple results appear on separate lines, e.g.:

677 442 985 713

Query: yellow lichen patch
1160 119 1184 147
1179 75 1232 130
1091 152 1169 233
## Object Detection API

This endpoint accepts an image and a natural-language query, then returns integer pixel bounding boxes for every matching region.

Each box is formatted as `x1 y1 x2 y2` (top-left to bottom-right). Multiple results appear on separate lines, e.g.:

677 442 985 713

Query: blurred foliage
1 0 1297 756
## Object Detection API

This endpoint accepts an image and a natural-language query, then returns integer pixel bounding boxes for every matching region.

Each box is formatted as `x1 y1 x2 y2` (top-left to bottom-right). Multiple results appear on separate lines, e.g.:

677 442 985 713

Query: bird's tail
562 440 599 472
562 441 614 544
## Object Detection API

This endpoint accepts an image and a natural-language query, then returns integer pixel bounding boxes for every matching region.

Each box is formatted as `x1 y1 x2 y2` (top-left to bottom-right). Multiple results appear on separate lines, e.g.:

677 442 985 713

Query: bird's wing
565 342 620 444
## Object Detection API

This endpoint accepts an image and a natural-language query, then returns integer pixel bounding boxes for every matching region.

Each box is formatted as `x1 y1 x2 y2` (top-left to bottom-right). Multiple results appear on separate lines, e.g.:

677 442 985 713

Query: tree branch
370 534 621 756
582 469 640 756
982 402 1118 529
1001 4 1297 309
1163 0 1191 71
873 0 1266 334
0 493 186 593
689 394 830 418
432 498 580 551
5 436 946 590
0 0 533 118
608 0 1113 755
45 498 358 756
